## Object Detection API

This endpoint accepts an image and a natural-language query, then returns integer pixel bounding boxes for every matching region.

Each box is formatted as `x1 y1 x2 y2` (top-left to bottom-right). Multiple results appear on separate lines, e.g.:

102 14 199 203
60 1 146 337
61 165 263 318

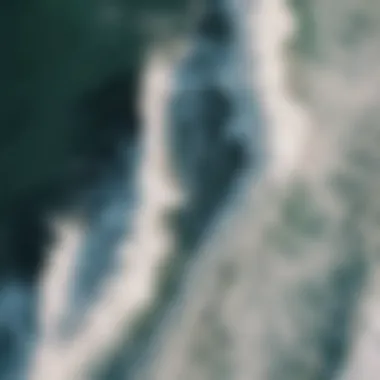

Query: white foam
253 0 312 183
31 49 184 380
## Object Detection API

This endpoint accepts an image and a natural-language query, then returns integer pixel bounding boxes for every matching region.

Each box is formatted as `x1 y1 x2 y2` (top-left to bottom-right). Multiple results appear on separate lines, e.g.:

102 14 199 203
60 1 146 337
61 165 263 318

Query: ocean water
2 0 380 379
